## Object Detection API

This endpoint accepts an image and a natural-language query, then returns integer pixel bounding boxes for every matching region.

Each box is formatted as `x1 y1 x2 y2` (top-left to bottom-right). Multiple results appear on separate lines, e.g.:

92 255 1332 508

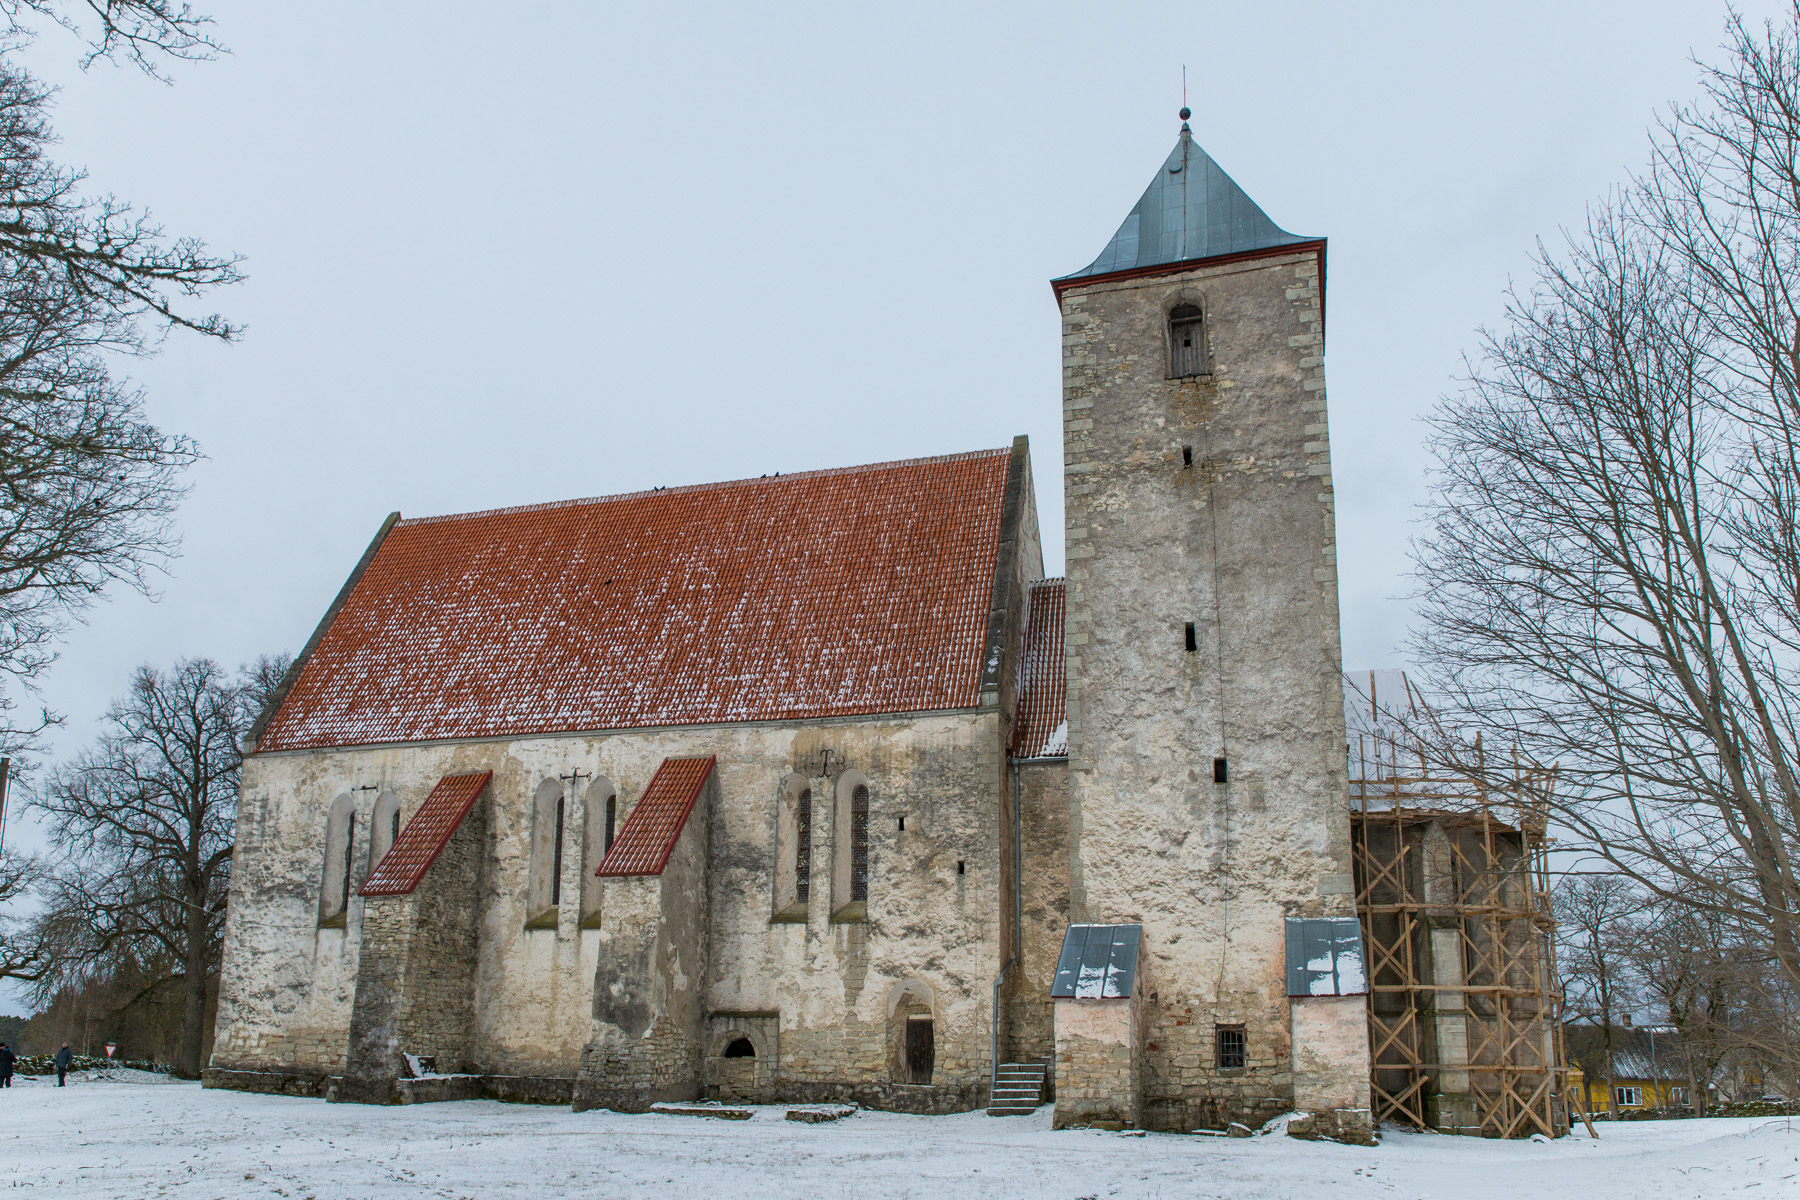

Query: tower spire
1056 120 1311 284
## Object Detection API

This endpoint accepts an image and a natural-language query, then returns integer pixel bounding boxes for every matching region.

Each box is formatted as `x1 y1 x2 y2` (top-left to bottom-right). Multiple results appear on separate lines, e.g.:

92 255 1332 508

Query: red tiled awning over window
1010 578 1066 759
596 757 714 877
360 771 492 897
257 449 1012 752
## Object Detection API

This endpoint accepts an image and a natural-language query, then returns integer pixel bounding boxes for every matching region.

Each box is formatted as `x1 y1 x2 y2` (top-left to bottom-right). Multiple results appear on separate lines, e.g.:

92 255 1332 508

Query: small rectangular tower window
1182 445 1193 468
1213 757 1229 784
1184 622 1197 652
1169 305 1206 377
1215 1024 1246 1070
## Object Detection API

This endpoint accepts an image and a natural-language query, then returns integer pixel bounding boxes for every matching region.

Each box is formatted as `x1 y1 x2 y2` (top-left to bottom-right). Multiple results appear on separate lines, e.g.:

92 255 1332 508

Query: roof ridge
397 445 1013 528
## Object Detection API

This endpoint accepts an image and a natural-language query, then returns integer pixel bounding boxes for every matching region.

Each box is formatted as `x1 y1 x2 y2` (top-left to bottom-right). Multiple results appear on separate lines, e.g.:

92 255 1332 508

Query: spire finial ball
1179 106 1191 121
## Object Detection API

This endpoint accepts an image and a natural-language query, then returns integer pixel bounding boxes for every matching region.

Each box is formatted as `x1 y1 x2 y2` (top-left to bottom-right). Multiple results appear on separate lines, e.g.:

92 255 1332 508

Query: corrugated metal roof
360 771 491 897
257 449 1012 752
1011 578 1066 759
1284 917 1368 997
595 756 714 877
1050 923 1141 998
1058 124 1312 284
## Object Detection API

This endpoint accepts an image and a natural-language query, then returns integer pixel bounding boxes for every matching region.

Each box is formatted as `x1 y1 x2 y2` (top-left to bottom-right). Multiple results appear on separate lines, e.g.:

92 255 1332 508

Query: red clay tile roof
596 756 713 876
1011 578 1066 759
256 449 1013 752
360 771 492 896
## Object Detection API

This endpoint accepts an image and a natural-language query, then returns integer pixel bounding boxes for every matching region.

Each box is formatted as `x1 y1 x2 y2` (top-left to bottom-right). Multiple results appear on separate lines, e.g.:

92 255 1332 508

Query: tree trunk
176 883 209 1079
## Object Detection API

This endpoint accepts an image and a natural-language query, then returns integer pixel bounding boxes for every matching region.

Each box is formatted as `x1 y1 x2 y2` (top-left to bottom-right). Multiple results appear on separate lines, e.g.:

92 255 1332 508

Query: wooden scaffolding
1349 719 1567 1138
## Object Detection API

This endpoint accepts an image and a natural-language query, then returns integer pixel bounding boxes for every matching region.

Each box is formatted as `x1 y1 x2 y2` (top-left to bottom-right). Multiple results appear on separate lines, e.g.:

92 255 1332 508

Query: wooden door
906 1018 934 1084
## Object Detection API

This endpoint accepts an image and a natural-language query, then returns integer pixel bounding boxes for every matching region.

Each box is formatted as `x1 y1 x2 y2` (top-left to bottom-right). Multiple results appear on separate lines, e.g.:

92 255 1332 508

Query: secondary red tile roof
596 756 713 876
1011 578 1066 758
257 449 1013 752
360 771 492 896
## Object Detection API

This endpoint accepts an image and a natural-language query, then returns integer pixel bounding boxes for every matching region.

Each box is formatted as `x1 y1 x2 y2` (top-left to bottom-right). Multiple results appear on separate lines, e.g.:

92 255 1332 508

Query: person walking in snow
0 1042 14 1087
54 1042 71 1086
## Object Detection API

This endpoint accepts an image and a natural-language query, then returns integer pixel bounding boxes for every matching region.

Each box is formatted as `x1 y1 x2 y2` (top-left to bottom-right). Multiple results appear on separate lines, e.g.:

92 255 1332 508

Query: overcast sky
0 1 1790 1004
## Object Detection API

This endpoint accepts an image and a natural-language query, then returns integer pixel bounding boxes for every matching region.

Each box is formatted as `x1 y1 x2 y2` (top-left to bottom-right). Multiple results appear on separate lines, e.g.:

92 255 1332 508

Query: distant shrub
1592 1100 1800 1121
13 1055 170 1076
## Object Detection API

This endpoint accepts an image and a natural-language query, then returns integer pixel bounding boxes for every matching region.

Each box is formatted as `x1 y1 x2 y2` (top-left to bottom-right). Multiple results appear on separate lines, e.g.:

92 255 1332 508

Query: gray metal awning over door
1050 923 1142 998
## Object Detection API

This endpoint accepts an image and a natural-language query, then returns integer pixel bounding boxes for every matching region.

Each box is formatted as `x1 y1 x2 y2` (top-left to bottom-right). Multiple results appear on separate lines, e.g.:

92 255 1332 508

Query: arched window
526 779 565 929
831 771 871 919
580 777 616 928
1169 303 1206 377
774 775 811 920
319 794 356 928
723 1037 755 1058
367 791 400 877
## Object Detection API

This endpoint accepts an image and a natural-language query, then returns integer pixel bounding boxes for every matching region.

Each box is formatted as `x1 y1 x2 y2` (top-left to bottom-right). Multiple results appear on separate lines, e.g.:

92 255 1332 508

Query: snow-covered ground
2 1071 1796 1199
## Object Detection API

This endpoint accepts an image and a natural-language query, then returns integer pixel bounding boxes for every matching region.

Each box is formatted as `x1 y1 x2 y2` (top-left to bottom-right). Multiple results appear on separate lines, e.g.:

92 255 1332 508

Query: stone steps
987 1062 1048 1116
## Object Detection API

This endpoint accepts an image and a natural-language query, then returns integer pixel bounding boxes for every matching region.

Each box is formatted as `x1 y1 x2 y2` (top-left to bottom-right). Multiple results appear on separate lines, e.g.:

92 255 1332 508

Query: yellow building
1565 1026 1693 1114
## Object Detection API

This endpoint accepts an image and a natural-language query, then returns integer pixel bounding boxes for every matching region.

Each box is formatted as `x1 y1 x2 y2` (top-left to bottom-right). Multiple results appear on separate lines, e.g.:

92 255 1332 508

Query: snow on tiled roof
596 756 713 877
257 449 1013 751
1011 578 1066 759
360 771 492 896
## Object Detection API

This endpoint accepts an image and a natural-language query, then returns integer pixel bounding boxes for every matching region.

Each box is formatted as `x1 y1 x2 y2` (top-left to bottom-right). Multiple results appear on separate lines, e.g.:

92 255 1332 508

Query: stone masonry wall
1053 996 1139 1129
1006 760 1069 1070
1058 248 1368 1133
213 705 1011 1108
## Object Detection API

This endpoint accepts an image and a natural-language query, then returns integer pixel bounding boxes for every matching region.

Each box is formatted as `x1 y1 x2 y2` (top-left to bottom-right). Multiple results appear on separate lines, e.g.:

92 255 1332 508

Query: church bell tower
1049 112 1372 1139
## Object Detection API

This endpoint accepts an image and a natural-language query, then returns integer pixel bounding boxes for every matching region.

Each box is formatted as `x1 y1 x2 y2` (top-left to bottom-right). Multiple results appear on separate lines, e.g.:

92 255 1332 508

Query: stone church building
207 117 1374 1138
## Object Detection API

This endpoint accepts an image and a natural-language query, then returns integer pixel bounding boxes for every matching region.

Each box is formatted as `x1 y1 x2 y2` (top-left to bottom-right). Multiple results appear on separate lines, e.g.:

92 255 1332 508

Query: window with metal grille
851 784 869 902
1215 1024 1246 1070
795 787 812 903
1169 304 1206 377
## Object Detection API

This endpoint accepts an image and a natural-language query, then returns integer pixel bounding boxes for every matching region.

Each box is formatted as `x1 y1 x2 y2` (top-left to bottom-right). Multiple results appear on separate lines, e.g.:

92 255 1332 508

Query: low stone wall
205 1067 577 1107
202 1068 337 1099
771 1079 984 1115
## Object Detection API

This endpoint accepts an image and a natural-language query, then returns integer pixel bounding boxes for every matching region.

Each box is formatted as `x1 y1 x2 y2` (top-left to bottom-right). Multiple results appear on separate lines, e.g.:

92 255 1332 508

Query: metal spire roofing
1058 123 1313 284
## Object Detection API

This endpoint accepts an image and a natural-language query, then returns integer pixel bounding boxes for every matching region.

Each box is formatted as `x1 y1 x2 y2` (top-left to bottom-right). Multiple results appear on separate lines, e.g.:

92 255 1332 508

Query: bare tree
1555 874 1643 1115
30 654 285 1076
0 844 44 977
0 2 220 78
1411 9 1800 1038
0 58 240 739
1620 892 1755 1116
